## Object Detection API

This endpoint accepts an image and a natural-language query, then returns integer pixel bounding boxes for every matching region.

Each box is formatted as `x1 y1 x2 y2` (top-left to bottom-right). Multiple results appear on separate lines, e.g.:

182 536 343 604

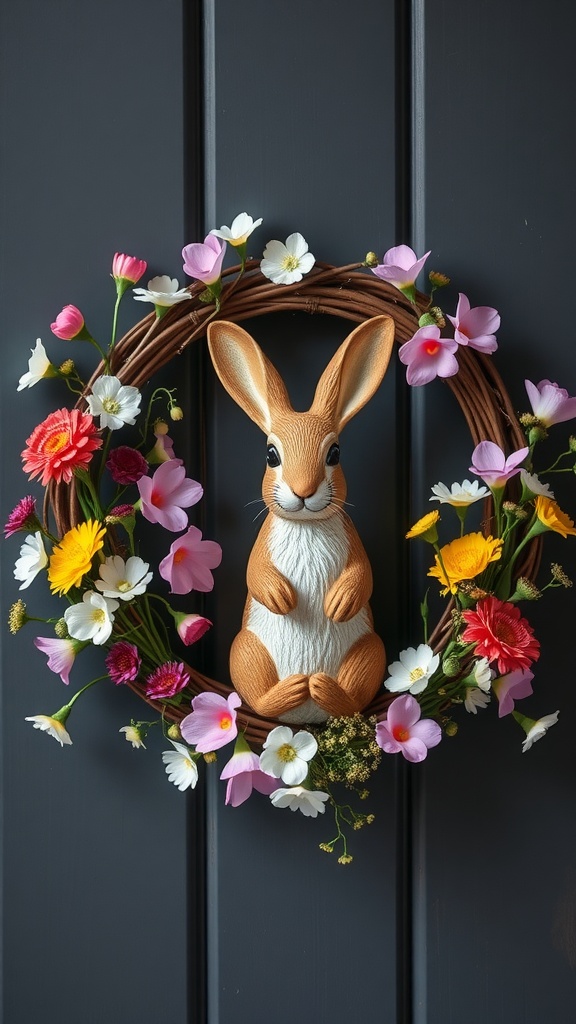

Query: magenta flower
173 611 212 646
50 304 87 341
525 379 576 427
4 496 40 537
106 445 148 485
376 694 442 763
182 234 226 287
180 691 242 752
469 440 529 489
371 245 431 295
34 636 79 685
137 460 203 532
220 747 278 807
159 525 222 595
145 661 190 700
493 668 534 718
105 641 141 685
398 326 459 386
112 252 147 285
446 293 500 354
108 503 136 518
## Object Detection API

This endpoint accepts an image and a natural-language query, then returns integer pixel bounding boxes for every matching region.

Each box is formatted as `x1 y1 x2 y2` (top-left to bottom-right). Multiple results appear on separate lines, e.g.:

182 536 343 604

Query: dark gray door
1 2 575 1022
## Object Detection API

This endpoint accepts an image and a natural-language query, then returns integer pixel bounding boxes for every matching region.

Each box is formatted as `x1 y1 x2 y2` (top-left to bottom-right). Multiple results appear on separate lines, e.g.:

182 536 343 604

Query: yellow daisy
535 496 576 538
48 520 106 595
405 510 440 542
428 532 503 595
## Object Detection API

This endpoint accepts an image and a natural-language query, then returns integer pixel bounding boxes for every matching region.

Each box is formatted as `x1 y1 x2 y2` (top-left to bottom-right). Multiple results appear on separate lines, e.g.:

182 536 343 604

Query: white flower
119 725 146 749
270 786 329 817
64 592 119 646
13 531 48 590
429 479 490 506
385 643 439 695
522 711 559 753
17 339 53 391
464 687 491 714
260 232 315 285
520 469 555 499
472 656 493 692
259 726 317 786
85 375 141 430
25 714 72 746
133 275 191 307
162 741 199 791
95 555 153 601
210 212 263 246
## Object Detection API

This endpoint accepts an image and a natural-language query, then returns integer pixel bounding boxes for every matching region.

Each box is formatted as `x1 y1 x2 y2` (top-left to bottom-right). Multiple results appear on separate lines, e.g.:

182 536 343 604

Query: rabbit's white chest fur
246 515 370 723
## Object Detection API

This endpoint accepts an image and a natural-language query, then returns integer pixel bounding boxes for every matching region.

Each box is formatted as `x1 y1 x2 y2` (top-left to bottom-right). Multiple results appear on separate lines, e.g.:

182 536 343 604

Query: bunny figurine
207 315 395 724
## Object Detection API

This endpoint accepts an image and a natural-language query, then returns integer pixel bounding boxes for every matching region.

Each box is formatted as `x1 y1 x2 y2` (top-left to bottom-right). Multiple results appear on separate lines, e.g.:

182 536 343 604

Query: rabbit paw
256 574 297 616
309 673 359 717
250 674 310 718
324 582 363 622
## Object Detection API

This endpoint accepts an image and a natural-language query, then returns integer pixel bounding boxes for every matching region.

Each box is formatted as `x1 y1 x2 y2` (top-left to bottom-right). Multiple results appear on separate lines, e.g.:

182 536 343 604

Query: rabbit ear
207 320 292 433
310 314 395 431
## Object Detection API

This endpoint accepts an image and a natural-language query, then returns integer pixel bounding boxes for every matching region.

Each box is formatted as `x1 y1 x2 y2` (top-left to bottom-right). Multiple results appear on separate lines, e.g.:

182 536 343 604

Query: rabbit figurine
207 315 395 724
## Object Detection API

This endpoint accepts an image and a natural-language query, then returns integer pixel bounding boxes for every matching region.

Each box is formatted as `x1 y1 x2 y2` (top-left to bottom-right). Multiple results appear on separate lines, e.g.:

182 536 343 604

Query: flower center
493 619 518 646
281 254 300 272
409 667 425 682
150 489 163 508
44 429 69 454
277 743 297 762
392 726 410 743
219 713 232 731
92 609 106 624
117 580 132 592
423 341 440 356
173 548 187 564
102 397 121 414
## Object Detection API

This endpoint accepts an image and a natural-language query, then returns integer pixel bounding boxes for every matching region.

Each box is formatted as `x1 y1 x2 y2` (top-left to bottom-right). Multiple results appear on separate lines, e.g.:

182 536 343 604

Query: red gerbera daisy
461 595 540 674
145 661 190 700
21 407 102 486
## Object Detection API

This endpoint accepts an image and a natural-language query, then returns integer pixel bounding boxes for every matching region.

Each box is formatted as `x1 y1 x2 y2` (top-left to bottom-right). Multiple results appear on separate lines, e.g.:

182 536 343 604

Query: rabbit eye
326 443 340 466
266 444 281 468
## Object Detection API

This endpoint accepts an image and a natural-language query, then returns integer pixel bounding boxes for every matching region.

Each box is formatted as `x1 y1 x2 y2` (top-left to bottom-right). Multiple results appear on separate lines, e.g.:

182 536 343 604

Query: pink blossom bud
112 252 147 285
51 304 86 340
182 235 226 286
174 612 212 646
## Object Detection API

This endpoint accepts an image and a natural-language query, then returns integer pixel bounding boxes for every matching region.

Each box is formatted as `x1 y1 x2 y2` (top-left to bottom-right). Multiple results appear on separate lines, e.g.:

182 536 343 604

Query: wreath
7 214 575 862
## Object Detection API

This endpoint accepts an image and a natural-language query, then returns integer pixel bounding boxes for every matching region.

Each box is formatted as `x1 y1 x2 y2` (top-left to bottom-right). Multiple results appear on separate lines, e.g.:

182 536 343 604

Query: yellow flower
406 510 440 542
48 520 106 595
535 496 576 538
428 532 503 595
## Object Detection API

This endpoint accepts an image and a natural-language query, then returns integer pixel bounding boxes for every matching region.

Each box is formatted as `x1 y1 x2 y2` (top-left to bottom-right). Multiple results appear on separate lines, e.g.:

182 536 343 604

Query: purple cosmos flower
137 460 203 532
34 636 79 685
524 379 576 427
4 496 40 537
145 661 190 700
371 245 431 293
105 641 141 685
180 691 242 752
398 326 459 386
182 234 226 287
493 668 534 717
446 293 500 354
469 440 529 489
375 694 442 763
220 748 278 806
159 525 222 595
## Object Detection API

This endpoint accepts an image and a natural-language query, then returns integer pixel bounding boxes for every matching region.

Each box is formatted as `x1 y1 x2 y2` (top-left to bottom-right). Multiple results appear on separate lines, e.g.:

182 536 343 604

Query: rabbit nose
293 489 315 501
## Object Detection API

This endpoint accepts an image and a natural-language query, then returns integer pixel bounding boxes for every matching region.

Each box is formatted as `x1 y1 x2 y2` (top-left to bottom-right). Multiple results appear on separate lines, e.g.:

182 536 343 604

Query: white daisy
270 787 329 817
13 531 48 590
520 470 555 499
259 726 317 786
472 657 494 692
17 339 54 391
119 724 146 749
429 479 490 506
25 713 72 746
464 687 491 714
260 232 315 285
210 212 263 246
64 592 119 646
86 375 141 430
162 741 199 791
133 275 191 307
522 711 559 753
385 643 439 696
95 555 153 601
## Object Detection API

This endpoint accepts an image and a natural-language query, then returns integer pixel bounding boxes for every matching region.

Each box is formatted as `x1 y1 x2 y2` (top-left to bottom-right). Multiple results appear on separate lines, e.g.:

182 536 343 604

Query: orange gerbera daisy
428 532 503 595
21 407 102 486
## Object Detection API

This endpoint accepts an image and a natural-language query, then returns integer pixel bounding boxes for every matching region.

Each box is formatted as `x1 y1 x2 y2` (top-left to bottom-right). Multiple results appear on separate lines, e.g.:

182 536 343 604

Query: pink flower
50 304 86 341
446 293 500 354
180 691 242 752
145 660 190 700
461 596 540 674
22 408 102 486
112 252 147 285
159 525 222 594
149 423 182 465
34 636 79 685
524 379 576 427
376 694 442 763
398 326 459 386
137 460 203 532
105 641 141 685
469 440 529 489
173 611 212 646
106 445 148 484
493 668 534 718
4 496 40 537
371 245 431 293
182 234 226 286
220 748 278 807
